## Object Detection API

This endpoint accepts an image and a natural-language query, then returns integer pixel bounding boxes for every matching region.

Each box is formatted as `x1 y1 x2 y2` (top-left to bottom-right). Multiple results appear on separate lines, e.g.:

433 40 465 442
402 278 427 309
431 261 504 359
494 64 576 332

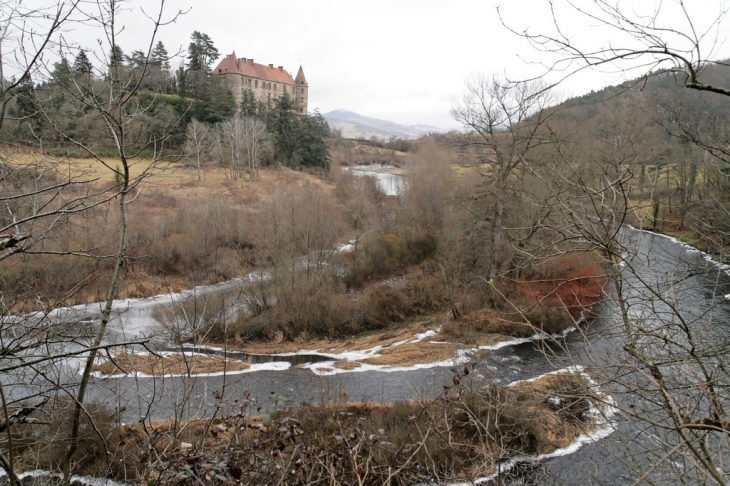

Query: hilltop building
213 52 308 114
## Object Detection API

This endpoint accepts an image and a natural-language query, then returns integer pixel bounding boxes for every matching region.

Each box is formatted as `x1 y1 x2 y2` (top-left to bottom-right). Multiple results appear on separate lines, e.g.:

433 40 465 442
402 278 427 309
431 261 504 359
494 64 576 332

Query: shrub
408 231 438 263
334 250 368 288
362 233 408 275
361 285 410 329
408 275 446 311
509 296 575 335
514 253 605 315
442 308 534 342
273 278 353 339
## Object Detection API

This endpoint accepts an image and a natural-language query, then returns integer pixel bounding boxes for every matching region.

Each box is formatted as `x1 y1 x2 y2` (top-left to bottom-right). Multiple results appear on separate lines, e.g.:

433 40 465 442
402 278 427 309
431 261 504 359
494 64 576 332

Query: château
213 52 308 113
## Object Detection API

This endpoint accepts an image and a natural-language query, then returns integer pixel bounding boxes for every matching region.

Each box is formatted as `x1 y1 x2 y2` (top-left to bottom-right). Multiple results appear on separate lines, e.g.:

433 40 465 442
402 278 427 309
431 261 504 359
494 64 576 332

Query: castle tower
294 66 308 115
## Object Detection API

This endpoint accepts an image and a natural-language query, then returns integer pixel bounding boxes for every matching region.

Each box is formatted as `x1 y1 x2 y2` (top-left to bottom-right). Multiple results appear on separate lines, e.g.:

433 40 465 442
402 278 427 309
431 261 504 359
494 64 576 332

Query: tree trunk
62 176 128 485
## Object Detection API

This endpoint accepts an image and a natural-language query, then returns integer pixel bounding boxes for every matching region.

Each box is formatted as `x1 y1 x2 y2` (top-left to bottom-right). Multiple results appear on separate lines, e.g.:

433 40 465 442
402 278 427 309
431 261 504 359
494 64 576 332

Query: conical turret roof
295 66 308 86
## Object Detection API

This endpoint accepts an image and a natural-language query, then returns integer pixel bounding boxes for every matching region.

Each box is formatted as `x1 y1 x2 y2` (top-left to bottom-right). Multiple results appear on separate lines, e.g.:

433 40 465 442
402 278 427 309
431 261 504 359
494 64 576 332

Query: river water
6 168 730 484
346 165 406 196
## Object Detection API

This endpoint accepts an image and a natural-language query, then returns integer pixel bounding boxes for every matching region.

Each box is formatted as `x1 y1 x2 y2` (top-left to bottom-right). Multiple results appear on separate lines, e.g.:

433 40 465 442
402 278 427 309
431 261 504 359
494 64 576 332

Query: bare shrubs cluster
273 277 353 340
9 368 597 485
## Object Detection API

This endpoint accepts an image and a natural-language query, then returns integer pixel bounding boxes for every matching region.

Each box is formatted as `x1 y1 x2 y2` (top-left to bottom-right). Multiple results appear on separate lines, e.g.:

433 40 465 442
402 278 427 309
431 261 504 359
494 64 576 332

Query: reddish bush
511 253 606 322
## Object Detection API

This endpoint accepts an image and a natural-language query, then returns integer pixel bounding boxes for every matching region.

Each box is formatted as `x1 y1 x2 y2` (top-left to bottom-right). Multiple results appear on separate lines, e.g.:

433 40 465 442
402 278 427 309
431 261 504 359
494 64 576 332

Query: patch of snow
303 349 472 376
0 469 128 486
90 361 291 379
412 327 441 343
336 239 357 253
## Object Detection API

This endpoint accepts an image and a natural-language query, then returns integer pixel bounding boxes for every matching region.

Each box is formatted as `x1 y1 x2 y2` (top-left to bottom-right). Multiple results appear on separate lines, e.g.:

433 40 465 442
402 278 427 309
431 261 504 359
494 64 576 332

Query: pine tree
150 41 170 70
240 88 257 117
72 50 93 75
191 75 235 124
108 45 125 67
52 58 72 81
127 50 147 70
187 31 218 73
296 110 331 169
266 93 299 165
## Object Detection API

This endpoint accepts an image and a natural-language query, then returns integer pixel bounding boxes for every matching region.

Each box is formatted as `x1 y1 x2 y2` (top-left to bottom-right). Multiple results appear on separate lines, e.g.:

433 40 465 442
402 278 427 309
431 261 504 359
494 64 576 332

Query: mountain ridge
323 109 443 140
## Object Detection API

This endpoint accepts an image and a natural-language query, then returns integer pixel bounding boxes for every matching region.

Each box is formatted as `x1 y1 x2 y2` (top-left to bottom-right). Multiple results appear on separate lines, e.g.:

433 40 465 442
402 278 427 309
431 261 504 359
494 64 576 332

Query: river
345 165 406 196
5 168 730 484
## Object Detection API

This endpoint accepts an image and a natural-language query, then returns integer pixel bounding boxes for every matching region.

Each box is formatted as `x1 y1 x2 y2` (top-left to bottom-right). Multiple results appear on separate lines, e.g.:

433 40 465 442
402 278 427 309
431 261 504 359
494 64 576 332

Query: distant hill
559 61 730 123
323 109 443 140
536 61 730 163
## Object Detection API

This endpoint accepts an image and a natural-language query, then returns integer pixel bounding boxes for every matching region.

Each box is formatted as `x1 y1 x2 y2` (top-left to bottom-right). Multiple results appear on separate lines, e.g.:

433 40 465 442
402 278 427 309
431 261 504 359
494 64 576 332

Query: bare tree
451 74 558 281
183 118 211 181
500 0 730 96
242 116 267 180
217 115 268 181
496 74 730 486
0 0 186 484
494 7 730 481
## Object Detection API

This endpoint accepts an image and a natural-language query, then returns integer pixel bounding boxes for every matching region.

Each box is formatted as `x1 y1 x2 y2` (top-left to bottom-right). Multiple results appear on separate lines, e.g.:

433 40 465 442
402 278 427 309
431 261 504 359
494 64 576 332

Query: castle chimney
249 59 254 64
278 66 283 70
269 63 273 68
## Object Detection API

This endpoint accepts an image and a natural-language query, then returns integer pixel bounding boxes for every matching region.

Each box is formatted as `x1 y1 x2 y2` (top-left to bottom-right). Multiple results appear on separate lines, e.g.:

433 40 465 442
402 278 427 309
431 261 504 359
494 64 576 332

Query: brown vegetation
92 351 251 376
9 370 601 485
0 162 337 311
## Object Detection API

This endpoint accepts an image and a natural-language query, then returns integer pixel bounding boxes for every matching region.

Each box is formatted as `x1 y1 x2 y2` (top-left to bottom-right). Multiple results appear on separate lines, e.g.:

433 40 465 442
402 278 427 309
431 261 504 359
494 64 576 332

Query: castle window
255 80 258 88
300 88 304 94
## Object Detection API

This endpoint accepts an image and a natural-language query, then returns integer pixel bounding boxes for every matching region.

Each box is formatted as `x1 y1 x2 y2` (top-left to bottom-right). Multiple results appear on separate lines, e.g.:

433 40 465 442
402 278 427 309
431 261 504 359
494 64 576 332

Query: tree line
1 29 330 172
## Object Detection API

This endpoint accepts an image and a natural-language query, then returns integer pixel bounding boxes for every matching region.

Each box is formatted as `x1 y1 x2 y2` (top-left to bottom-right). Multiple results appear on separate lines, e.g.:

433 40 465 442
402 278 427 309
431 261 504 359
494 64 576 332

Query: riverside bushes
23 369 598 485
338 231 438 288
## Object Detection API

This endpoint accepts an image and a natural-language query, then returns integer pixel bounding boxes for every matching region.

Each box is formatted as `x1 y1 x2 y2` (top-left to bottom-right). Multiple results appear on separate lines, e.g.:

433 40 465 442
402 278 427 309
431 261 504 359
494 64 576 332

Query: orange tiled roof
214 52 296 85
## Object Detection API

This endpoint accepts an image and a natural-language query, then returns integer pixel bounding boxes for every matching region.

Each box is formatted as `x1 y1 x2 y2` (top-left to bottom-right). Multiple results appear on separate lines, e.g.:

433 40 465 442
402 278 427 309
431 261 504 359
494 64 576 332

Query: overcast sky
29 0 730 129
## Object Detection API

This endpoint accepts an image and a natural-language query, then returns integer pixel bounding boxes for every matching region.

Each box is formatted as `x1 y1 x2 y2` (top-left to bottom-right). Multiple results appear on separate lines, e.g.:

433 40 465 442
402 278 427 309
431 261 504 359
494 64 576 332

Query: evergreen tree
240 88 257 117
191 75 235 124
14 76 41 132
174 64 190 96
72 50 93 76
108 45 125 67
266 93 298 165
52 58 72 81
127 50 147 70
150 41 170 70
295 111 331 169
187 31 218 73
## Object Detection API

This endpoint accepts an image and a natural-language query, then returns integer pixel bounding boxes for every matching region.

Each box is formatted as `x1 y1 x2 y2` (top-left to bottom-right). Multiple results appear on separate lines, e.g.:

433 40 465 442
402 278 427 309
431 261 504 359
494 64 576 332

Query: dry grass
92 351 251 376
507 373 594 452
442 308 535 342
333 360 362 370
236 319 437 355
